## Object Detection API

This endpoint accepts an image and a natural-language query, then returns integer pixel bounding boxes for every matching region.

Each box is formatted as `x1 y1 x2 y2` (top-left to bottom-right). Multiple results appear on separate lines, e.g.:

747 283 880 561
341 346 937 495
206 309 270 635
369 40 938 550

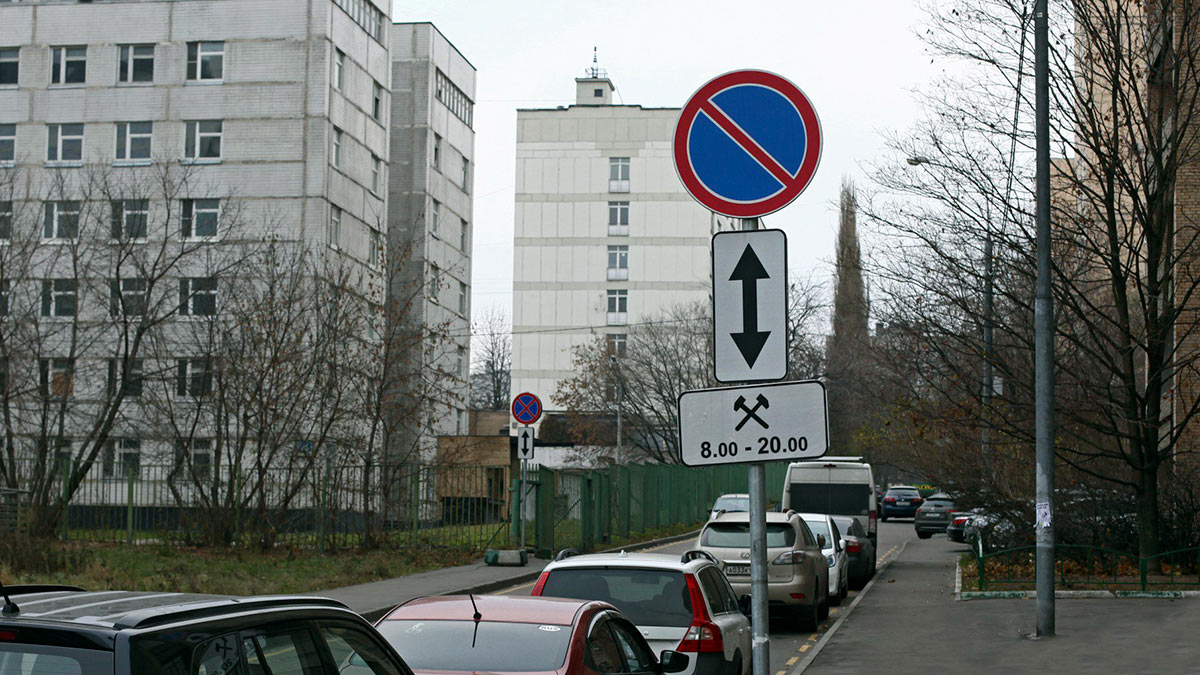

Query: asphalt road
496 520 916 675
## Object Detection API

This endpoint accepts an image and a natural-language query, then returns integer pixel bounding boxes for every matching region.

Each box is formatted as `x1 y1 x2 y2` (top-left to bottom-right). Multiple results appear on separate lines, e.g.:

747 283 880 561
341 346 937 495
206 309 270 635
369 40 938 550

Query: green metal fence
974 543 1200 591
13 457 792 556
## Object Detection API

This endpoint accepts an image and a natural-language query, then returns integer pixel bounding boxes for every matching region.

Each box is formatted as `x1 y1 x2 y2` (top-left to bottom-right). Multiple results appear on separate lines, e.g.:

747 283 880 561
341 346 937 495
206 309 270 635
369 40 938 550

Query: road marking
799 645 810 653
829 608 838 615
807 634 818 642
776 670 786 675
786 657 798 666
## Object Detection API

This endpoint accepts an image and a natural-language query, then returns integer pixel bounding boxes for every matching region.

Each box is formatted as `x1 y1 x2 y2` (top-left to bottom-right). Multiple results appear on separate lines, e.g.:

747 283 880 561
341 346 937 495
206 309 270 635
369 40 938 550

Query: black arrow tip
730 244 770 281
732 331 770 367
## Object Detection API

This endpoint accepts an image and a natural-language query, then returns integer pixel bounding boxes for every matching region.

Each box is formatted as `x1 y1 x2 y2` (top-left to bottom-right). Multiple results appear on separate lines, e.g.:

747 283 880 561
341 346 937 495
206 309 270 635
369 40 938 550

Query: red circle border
512 392 543 424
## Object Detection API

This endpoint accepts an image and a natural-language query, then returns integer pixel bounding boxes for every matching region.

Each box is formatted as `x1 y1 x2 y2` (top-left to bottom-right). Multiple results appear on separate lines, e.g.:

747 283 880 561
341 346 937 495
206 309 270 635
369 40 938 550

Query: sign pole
519 457 526 552
741 217 769 675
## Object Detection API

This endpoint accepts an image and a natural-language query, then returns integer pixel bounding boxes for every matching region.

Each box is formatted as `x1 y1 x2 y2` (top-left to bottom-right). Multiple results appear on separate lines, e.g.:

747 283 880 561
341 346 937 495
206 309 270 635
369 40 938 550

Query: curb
954 559 1200 600
791 539 909 674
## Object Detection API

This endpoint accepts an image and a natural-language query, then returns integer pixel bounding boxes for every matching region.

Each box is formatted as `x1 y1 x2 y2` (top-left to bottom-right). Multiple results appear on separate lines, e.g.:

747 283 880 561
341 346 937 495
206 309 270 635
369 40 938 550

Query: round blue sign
511 392 543 425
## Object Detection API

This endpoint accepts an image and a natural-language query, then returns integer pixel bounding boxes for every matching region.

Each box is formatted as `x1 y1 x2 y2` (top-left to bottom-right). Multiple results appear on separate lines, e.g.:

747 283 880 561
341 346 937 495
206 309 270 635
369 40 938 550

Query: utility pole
1033 0 1056 638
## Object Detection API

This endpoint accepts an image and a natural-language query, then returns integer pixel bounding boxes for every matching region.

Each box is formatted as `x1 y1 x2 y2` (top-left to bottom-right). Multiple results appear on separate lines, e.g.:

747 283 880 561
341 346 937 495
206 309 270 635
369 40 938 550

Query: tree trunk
1137 462 1162 572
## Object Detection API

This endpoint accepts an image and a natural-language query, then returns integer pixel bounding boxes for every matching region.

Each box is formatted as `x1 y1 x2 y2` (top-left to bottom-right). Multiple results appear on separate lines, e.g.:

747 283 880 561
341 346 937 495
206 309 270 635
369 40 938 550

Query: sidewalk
313 529 699 621
801 536 1200 674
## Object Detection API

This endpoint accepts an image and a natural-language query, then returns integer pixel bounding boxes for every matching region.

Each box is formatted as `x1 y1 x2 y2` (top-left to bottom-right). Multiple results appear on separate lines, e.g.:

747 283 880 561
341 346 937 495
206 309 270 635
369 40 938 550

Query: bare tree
469 307 511 411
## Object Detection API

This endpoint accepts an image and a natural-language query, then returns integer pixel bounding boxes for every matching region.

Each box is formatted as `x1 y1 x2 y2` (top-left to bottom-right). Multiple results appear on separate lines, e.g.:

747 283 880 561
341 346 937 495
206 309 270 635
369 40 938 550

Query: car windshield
926 498 954 506
377 620 571 672
701 523 796 549
0 645 114 675
713 497 749 512
540 568 693 627
788 483 871 515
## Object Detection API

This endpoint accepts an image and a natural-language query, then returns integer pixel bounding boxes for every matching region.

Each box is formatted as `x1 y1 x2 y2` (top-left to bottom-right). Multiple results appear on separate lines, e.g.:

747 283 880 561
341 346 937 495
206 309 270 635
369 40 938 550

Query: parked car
781 459 878 545
964 511 1022 552
696 510 829 630
709 493 750 520
0 585 411 674
530 550 749 675
947 508 981 543
831 515 876 588
914 493 956 538
880 486 923 520
796 513 849 605
376 595 689 675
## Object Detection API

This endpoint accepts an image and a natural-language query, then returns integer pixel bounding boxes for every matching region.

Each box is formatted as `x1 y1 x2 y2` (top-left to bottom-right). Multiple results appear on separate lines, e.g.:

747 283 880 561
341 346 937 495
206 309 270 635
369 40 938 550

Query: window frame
608 157 631 193
184 120 222 162
459 218 469 251
176 358 213 398
606 289 628 326
50 45 86 85
429 199 439 238
110 276 149 317
328 204 342 250
43 201 80 241
39 357 75 398
179 276 217 317
114 121 153 163
0 48 17 87
107 358 145 398
372 81 384 121
607 245 629 281
608 201 630 236
432 133 441 170
111 199 149 240
117 44 154 84
0 201 11 241
186 41 224 82
331 126 342 168
0 123 13 164
181 198 220 239
46 123 84 163
371 153 382 193
332 49 344 91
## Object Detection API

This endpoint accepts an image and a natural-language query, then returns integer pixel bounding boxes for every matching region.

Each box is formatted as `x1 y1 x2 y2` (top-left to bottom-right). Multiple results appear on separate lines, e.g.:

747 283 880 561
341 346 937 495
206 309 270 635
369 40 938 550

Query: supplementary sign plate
678 380 828 467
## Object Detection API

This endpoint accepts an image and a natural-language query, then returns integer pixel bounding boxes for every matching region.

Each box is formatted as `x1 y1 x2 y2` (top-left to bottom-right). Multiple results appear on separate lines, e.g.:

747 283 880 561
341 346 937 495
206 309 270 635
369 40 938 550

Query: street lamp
609 355 623 464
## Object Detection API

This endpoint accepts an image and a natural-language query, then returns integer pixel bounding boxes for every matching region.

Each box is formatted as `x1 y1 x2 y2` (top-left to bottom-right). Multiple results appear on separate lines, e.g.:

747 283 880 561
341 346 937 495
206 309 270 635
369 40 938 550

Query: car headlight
826 554 836 567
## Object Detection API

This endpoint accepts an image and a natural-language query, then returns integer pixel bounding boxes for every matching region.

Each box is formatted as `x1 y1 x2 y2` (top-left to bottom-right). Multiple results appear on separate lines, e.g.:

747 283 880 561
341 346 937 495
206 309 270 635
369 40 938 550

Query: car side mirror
738 594 752 617
817 534 826 548
659 650 690 673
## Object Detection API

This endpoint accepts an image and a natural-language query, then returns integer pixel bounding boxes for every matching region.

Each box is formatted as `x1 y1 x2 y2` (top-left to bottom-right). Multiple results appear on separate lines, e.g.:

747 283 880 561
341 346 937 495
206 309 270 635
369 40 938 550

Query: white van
781 459 877 544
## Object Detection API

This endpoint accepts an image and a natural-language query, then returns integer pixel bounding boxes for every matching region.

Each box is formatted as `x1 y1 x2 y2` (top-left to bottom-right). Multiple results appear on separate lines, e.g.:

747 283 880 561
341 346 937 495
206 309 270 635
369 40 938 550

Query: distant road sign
673 69 822 219
512 392 543 425
517 426 535 460
678 380 828 467
713 229 788 382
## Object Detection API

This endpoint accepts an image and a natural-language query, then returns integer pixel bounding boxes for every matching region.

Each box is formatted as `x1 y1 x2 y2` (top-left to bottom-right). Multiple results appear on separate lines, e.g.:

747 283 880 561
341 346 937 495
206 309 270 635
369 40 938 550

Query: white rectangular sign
678 380 828 467
712 229 788 383
517 426 535 460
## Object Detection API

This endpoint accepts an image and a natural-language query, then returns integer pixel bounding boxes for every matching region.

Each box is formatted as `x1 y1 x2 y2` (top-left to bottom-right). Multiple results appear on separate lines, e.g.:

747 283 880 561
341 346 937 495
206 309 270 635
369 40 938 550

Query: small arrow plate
712 229 788 382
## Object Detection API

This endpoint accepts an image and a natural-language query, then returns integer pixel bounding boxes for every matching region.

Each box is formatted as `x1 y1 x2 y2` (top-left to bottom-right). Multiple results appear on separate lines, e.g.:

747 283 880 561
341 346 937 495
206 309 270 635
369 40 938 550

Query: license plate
927 513 942 518
725 565 750 575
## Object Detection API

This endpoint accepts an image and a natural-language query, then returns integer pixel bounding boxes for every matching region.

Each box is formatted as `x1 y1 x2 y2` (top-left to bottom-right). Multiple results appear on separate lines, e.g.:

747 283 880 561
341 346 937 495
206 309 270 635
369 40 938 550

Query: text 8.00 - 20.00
699 436 809 459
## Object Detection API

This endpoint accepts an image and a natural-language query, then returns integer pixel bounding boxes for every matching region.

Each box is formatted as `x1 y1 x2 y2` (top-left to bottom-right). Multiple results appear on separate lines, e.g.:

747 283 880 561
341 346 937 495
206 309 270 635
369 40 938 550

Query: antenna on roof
0 581 19 616
587 47 605 79
469 593 482 622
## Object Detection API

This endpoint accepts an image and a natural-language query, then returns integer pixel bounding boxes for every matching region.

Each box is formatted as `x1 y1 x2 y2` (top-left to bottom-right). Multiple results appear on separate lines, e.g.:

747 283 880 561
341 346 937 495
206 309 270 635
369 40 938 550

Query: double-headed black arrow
730 244 771 367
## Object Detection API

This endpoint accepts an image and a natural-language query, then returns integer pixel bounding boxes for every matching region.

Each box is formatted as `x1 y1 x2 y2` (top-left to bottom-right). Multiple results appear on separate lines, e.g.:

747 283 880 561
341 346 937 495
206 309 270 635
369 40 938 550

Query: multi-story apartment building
387 22 475 461
510 71 732 412
0 0 392 477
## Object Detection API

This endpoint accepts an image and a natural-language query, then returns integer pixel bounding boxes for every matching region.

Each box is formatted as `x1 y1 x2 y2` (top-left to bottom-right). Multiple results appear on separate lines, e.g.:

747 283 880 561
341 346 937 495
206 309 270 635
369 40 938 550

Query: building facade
387 22 475 461
510 72 731 412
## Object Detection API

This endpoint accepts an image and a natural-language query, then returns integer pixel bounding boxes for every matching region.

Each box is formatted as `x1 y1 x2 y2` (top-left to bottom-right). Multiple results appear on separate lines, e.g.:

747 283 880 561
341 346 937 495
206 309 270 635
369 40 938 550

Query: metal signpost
673 69 822 675
512 393 543 553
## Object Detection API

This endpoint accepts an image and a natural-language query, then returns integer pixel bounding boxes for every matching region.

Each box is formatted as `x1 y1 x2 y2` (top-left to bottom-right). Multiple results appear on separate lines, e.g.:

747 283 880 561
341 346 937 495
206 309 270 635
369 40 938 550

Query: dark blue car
880 486 923 520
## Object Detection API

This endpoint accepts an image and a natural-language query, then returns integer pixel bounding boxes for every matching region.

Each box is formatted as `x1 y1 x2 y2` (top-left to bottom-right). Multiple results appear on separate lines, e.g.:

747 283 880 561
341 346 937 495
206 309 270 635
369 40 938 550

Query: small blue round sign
512 392 543 425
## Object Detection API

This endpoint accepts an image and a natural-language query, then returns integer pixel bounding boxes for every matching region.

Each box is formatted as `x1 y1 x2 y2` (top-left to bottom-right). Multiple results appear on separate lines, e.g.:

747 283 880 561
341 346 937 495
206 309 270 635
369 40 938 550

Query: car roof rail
3 584 86 596
554 548 580 562
680 550 719 565
112 596 350 630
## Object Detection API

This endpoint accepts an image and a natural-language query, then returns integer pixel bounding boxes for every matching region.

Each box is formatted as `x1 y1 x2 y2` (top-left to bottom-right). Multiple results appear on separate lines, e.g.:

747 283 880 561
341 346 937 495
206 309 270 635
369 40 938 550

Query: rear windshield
701 523 796 549
925 498 954 506
789 483 871 515
541 568 693 627
0 645 113 675
887 489 921 498
712 497 749 512
831 517 858 537
377 620 570 672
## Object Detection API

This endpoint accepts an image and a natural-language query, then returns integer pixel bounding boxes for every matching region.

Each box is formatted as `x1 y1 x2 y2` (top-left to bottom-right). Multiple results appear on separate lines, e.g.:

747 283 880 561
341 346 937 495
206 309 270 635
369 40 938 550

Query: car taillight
677 574 723 653
530 571 550 596
953 517 969 526
869 509 877 535
913 498 923 505
884 497 895 504
772 550 806 565
845 540 861 553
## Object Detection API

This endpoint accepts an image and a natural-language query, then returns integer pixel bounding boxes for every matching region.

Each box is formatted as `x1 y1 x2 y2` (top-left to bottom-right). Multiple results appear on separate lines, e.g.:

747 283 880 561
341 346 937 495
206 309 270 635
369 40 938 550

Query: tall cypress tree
828 179 869 453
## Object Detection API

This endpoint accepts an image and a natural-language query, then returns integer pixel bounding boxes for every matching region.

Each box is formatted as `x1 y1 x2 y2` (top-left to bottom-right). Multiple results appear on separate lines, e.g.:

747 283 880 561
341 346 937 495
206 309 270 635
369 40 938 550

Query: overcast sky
395 1 938 335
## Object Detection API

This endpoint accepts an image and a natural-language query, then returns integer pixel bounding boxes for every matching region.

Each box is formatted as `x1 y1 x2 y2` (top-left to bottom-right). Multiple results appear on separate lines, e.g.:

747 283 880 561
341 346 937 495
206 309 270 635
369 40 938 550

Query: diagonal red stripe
699 100 795 188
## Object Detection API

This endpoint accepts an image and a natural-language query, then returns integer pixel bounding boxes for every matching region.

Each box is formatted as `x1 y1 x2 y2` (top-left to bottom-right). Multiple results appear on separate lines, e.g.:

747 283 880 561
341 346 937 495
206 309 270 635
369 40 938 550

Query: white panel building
511 73 732 411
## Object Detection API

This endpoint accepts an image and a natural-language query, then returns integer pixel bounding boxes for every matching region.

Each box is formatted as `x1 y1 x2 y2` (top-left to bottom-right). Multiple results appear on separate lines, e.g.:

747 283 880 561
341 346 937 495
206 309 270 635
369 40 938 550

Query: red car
376 595 690 675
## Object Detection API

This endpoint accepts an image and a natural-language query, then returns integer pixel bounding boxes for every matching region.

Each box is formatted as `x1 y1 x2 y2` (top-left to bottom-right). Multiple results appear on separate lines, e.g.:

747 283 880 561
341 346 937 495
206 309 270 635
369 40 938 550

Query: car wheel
917 530 933 539
880 513 889 522
729 653 743 675
798 598 820 631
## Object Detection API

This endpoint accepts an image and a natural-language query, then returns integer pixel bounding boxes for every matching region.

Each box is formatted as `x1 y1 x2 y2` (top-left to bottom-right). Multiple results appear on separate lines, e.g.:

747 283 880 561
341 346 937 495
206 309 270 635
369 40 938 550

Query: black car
0 585 411 674
831 515 876 589
880 486 923 520
946 508 980 543
914 493 956 538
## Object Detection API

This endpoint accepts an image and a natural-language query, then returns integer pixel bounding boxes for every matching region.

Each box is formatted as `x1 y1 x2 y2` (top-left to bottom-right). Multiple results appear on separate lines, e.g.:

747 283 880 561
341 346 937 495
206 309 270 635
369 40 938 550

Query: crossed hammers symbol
734 394 770 431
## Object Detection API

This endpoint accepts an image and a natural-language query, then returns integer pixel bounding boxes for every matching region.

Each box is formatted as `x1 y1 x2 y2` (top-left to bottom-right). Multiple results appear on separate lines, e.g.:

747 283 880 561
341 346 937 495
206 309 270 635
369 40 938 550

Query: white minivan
781 459 877 545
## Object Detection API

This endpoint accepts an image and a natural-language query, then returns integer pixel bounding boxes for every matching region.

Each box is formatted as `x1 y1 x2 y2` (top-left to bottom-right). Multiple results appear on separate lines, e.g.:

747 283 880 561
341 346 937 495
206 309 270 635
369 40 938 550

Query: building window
609 157 630 192
186 41 223 81
429 199 440 237
371 154 382 193
328 205 341 249
0 201 9 241
182 199 219 238
607 245 629 281
460 218 469 251
117 44 154 83
333 49 344 90
177 358 212 397
432 133 441 170
177 438 213 482
50 46 86 84
461 158 470 193
369 230 381 267
107 358 144 397
0 48 17 86
103 439 141 480
456 346 467 377
0 124 13 163
111 199 148 240
110 277 148 316
0 280 9 316
39 358 75 398
41 279 77 317
184 121 222 161
47 123 83 162
608 201 630 236
43 201 80 240
606 289 628 326
115 122 152 161
434 69 473 128
594 88 603 98
331 126 342 168
605 333 628 357
456 409 465 435
458 280 467 315
332 0 386 42
372 81 384 121
428 263 439 303
179 277 217 316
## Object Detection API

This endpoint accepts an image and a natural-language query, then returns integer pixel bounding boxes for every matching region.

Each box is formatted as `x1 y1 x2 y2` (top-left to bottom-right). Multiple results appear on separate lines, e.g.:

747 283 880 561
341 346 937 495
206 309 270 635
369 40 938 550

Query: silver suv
696 511 830 630
532 550 751 675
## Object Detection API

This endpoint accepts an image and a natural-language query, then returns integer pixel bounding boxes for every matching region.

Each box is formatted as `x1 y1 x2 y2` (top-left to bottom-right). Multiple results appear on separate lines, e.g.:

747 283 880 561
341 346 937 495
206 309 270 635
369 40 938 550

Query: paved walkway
802 536 1200 674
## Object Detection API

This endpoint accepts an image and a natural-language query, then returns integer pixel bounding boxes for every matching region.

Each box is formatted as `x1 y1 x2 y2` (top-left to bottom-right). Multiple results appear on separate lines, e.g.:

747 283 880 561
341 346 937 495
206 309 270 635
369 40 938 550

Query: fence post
1140 556 1148 591
619 465 631 539
977 537 986 591
409 467 420 547
126 466 135 545
536 466 555 558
